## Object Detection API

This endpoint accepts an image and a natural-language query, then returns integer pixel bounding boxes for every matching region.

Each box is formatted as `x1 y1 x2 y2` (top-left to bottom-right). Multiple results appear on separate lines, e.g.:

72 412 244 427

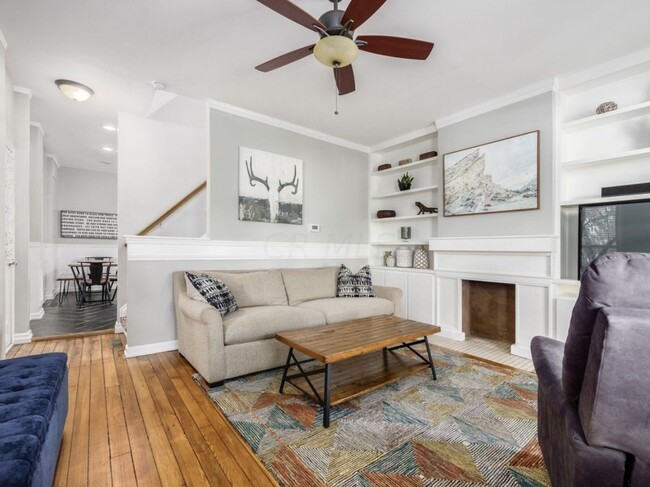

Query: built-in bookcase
368 130 438 270
558 60 650 280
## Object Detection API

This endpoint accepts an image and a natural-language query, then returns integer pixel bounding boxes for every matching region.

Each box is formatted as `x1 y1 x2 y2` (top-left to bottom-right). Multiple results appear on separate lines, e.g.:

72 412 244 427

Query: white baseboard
114 320 126 335
435 329 466 341
14 330 33 345
124 340 178 358
45 292 55 301
510 343 533 360
29 309 45 321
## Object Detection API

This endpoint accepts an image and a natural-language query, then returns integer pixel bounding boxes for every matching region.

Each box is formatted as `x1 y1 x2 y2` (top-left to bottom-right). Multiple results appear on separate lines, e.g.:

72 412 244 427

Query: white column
29 124 44 318
0 32 7 357
13 88 32 342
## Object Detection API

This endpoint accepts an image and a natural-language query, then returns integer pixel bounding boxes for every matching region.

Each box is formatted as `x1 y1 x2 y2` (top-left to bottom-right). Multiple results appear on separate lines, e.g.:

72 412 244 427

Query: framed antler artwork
238 147 303 225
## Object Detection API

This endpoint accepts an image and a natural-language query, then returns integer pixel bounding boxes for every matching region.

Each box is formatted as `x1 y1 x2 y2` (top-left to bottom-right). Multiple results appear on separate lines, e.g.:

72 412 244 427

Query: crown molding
13 86 32 99
30 122 44 137
369 124 438 153
558 47 650 91
0 29 7 50
436 77 557 129
208 99 370 153
46 154 60 168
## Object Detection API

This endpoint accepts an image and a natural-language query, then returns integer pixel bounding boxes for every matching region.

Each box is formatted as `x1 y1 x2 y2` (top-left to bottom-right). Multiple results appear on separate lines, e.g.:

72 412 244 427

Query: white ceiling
2 0 650 173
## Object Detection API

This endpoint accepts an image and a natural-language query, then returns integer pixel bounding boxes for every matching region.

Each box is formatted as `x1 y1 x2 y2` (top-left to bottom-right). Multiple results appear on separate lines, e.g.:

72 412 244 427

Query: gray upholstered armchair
532 253 650 487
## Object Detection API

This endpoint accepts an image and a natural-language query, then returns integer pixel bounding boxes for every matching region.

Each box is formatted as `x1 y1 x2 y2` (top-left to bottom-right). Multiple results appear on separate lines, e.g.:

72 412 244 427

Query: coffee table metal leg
424 339 437 380
279 347 293 394
323 363 332 428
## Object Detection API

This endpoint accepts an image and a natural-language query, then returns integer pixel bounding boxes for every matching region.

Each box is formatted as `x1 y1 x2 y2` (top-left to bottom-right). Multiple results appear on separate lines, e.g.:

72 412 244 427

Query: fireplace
462 280 516 344
428 235 557 359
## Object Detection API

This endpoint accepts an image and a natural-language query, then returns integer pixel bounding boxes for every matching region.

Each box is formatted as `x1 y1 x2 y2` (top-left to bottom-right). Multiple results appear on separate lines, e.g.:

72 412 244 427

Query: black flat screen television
578 199 650 278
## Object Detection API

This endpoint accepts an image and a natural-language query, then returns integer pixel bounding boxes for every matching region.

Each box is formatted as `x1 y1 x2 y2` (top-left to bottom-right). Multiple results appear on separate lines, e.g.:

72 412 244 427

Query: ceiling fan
255 0 434 96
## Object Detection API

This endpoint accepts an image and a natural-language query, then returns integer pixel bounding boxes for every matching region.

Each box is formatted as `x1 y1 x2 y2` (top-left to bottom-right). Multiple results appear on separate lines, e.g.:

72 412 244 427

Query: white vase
386 254 396 267
395 247 413 268
413 246 429 269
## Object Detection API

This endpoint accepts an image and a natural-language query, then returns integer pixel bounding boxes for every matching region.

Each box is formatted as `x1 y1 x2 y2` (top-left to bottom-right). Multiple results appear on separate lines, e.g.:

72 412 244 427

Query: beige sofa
173 266 402 384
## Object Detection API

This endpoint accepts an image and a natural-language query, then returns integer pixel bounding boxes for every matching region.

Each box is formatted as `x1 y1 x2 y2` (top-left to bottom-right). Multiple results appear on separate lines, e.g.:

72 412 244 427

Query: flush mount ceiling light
55 79 94 102
313 35 359 68
101 146 115 152
102 124 117 132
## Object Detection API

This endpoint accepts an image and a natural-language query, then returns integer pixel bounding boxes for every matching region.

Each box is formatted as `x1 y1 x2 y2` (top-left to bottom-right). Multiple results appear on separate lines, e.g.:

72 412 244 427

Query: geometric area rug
193 346 550 487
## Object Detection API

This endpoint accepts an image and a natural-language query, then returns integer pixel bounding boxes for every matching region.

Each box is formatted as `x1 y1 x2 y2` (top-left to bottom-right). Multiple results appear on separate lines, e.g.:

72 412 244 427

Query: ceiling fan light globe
313 35 359 68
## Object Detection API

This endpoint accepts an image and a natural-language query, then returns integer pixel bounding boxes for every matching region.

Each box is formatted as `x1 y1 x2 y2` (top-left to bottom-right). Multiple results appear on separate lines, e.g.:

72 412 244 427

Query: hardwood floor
7 334 278 487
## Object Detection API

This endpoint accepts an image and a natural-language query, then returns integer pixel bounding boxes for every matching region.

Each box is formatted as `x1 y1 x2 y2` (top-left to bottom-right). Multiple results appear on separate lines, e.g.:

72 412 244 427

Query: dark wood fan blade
357 35 434 60
334 65 355 95
341 0 387 30
257 0 325 32
256 45 315 72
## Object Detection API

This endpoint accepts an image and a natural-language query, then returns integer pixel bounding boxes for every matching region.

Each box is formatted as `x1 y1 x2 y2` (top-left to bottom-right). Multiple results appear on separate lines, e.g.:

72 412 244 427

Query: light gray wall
57 167 117 244
437 93 554 237
29 126 43 242
118 107 208 310
127 257 368 348
210 110 369 244
13 91 31 335
43 158 58 244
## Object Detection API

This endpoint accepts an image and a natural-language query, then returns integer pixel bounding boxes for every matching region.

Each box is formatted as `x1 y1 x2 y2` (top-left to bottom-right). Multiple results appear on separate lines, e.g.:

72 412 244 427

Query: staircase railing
137 181 207 236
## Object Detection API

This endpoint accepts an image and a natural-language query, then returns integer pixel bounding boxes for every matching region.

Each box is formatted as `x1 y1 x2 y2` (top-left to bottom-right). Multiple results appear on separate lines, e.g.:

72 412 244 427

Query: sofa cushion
185 273 238 316
208 270 288 308
337 265 376 298
281 267 338 305
296 297 393 324
223 306 326 345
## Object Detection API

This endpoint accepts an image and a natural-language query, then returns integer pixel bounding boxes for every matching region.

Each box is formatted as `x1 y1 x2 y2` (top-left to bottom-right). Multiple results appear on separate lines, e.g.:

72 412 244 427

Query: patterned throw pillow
336 265 376 298
185 272 238 316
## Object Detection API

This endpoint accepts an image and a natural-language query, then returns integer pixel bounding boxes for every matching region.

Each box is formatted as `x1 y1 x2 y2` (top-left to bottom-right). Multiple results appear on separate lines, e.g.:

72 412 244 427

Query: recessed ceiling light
101 146 115 152
55 79 94 102
102 124 117 132
99 161 112 165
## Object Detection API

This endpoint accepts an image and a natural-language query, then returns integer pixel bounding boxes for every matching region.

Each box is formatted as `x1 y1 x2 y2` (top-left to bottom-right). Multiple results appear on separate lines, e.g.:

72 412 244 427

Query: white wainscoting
124 236 369 262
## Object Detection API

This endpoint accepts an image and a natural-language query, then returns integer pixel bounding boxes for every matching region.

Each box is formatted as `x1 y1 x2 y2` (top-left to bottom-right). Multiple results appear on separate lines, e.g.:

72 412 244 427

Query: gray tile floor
30 294 117 338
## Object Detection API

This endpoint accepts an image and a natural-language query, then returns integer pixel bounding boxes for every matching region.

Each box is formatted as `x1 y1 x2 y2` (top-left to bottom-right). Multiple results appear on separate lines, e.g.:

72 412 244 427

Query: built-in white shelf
561 147 650 169
371 185 438 199
563 101 650 132
561 192 650 207
370 157 438 176
371 214 438 223
371 266 435 275
370 241 428 246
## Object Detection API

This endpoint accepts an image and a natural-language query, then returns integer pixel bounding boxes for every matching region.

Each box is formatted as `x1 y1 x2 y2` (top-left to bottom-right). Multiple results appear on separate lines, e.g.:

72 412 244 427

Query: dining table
68 259 117 306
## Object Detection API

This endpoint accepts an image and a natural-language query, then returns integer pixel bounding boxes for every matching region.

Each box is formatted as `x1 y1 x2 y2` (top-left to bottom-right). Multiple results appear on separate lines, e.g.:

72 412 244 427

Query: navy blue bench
0 353 68 486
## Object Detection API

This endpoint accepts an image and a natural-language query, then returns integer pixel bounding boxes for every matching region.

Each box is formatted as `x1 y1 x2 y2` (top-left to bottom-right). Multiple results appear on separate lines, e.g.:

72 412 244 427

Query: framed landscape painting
443 131 540 217
238 147 303 225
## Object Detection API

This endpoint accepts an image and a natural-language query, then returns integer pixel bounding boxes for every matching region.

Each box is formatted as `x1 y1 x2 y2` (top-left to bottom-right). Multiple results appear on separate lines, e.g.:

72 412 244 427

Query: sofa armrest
531 336 566 409
176 293 227 384
374 285 403 317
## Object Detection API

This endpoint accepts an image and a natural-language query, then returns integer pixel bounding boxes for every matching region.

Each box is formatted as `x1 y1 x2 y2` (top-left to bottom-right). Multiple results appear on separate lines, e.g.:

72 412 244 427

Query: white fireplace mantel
429 235 559 359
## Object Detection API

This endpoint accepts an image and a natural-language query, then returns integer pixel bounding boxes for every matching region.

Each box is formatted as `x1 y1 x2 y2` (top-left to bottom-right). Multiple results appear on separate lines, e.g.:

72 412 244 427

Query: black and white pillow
336 265 376 298
185 272 238 317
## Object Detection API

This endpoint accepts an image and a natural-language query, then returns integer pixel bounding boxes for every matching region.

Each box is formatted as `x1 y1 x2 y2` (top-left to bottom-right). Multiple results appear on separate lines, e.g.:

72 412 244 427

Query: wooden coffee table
275 315 441 428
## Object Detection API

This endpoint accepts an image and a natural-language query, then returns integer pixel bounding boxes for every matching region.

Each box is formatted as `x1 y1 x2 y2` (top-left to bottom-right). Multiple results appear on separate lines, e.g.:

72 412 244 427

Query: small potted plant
398 172 414 191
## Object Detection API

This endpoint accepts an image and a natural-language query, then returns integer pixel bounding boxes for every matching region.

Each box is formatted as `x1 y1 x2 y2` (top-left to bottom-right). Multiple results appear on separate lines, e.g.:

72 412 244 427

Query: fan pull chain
334 66 339 115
